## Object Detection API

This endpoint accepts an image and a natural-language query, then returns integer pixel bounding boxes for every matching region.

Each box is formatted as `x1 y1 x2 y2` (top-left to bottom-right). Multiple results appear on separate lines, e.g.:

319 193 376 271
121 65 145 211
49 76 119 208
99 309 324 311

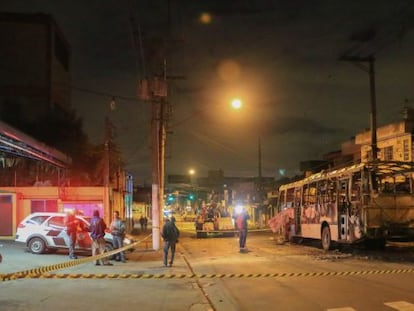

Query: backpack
164 222 179 241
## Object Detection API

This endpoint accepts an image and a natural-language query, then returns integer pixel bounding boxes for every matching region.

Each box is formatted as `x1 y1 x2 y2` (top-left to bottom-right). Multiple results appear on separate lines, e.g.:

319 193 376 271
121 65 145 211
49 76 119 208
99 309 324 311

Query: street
1 223 414 311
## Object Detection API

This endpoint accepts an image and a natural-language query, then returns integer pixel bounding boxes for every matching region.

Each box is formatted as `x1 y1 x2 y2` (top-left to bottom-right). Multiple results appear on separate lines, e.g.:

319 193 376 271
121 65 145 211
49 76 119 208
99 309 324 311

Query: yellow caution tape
0 234 152 282
2 268 414 281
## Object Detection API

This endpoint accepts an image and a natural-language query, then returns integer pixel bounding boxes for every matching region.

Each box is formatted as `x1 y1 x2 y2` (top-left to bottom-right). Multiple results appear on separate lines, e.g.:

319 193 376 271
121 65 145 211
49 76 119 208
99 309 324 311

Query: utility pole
103 116 111 221
144 76 167 251
151 96 161 250
339 55 378 161
257 136 263 200
133 0 182 250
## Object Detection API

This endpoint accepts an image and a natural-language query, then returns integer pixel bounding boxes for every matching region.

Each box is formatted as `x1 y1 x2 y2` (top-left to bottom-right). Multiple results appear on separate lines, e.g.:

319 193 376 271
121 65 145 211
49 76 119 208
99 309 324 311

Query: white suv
15 212 132 255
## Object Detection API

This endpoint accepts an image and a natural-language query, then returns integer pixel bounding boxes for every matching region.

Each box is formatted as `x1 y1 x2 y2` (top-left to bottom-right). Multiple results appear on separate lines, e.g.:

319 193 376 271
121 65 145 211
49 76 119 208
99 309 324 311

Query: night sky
1 1 414 184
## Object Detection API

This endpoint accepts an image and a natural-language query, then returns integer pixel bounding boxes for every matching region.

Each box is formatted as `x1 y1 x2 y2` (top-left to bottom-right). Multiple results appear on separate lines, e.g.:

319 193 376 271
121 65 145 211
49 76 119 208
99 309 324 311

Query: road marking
327 302 414 311
385 301 414 311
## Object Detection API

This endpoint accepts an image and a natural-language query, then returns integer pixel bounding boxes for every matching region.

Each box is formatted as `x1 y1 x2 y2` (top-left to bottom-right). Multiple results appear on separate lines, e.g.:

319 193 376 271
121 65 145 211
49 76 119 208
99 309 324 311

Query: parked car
15 212 134 255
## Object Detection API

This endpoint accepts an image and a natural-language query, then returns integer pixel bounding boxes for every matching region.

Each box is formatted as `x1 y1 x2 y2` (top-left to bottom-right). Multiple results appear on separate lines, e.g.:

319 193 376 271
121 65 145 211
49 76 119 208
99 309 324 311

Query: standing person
161 217 180 267
143 216 148 232
65 210 81 259
236 208 250 253
139 215 145 232
89 210 112 266
109 211 126 263
131 217 135 231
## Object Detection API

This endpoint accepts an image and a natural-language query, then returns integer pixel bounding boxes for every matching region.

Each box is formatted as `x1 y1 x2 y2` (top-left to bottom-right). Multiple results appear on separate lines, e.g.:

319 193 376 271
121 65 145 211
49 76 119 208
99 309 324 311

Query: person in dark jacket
161 217 180 267
89 210 112 266
143 216 148 232
139 215 145 232
235 208 250 253
65 210 81 259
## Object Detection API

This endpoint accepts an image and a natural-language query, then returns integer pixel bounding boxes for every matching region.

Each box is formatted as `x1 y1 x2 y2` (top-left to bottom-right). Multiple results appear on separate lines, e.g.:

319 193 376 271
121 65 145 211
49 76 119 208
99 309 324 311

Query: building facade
0 12 71 120
356 109 414 163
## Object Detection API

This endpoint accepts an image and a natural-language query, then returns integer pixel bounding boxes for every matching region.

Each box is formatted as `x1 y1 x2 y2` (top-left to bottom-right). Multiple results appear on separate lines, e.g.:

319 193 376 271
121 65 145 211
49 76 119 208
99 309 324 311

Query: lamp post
230 97 263 224
188 168 196 213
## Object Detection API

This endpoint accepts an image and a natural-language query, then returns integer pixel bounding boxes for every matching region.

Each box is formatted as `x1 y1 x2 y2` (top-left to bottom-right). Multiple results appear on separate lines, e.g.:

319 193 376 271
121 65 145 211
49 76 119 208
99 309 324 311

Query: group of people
64 210 126 264
161 207 250 266
65 207 251 267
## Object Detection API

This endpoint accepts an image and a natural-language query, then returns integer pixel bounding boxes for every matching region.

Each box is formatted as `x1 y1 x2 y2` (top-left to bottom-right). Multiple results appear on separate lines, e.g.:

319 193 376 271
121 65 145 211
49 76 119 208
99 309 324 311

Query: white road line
384 301 414 311
327 302 414 311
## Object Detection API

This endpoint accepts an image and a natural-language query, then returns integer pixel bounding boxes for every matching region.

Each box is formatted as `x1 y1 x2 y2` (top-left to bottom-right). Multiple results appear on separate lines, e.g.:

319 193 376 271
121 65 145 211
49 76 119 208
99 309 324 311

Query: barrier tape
2 233 413 282
0 234 152 282
2 267 414 281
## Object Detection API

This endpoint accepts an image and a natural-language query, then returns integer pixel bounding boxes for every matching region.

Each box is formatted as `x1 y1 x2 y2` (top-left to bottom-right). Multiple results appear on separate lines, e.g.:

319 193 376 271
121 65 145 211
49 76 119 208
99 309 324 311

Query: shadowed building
0 12 71 123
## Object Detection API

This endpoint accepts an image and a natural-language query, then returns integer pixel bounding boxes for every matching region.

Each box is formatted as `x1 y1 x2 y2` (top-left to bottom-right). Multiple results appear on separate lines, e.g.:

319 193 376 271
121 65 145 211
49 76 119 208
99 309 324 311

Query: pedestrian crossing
327 301 414 311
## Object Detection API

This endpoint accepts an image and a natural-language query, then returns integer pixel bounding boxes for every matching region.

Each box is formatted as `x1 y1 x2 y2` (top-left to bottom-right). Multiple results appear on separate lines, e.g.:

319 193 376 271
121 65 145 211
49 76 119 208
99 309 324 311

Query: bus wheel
321 226 331 251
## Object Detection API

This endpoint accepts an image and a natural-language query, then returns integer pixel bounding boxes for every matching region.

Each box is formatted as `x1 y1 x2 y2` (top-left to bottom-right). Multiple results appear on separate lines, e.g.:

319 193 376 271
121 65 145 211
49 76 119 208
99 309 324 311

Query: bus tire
321 226 331 251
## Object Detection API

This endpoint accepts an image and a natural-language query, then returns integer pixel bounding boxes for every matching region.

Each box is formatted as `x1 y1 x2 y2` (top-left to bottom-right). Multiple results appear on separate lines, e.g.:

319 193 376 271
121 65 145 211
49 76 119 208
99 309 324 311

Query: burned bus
276 161 414 250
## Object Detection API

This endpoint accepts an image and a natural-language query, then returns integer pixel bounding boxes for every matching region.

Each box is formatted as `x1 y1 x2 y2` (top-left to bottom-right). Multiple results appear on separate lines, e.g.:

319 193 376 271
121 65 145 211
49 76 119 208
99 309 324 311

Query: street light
230 98 243 110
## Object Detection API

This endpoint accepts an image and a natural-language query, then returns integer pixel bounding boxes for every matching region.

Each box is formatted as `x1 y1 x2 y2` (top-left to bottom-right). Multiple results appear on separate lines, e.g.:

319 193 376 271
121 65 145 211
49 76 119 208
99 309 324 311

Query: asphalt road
1 225 414 311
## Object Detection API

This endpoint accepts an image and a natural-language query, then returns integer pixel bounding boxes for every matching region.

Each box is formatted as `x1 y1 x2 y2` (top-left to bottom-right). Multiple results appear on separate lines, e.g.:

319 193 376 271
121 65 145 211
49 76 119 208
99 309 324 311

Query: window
31 200 58 213
383 146 393 161
339 179 349 205
286 188 295 208
351 172 361 201
294 187 301 207
0 195 12 203
277 190 285 211
403 139 410 161
303 183 317 205
28 215 50 226
327 178 337 203
47 216 65 228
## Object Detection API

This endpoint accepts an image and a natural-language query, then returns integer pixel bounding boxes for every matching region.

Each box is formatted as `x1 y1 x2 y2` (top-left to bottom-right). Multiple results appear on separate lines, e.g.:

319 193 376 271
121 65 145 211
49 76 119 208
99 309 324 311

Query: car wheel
29 237 47 254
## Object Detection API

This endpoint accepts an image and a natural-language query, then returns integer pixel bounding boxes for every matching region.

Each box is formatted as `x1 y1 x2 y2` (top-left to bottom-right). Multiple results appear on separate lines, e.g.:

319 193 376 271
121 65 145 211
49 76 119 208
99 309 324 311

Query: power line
70 85 137 102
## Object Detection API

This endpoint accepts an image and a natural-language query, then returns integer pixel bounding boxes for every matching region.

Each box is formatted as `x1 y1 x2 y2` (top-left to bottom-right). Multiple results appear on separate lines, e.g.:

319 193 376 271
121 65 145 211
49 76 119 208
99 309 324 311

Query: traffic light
167 194 175 202
188 193 195 201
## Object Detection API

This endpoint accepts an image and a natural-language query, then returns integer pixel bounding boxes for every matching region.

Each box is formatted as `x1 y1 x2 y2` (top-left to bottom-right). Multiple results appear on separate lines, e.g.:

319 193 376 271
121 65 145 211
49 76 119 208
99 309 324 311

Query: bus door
338 178 351 241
